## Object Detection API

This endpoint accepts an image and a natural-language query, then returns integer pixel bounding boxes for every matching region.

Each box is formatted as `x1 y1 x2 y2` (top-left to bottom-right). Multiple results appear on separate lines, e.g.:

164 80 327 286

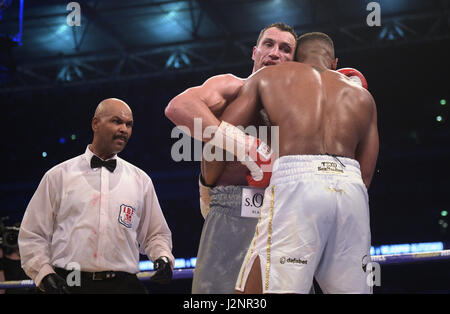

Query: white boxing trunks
235 155 372 294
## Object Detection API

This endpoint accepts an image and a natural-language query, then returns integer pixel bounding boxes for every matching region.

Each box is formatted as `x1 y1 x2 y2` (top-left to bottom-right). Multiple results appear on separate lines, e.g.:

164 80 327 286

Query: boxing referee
18 98 174 294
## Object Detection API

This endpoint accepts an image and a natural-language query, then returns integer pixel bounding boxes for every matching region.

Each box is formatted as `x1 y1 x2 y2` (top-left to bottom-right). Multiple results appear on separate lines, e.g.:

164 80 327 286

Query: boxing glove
208 121 274 188
245 138 273 188
337 68 368 89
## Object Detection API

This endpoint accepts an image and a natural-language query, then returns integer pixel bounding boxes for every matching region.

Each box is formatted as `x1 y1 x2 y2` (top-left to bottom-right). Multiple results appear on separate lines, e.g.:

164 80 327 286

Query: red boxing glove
337 68 368 89
245 139 274 188
207 121 274 188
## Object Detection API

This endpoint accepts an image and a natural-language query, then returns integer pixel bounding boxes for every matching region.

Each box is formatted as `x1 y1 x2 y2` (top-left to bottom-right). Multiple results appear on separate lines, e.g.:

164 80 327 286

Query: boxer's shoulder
205 73 245 84
193 74 245 111
203 73 245 94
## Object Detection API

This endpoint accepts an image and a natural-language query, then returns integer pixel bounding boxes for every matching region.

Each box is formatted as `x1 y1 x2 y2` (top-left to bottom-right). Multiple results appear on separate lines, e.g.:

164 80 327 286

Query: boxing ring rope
371 249 450 265
1 250 450 289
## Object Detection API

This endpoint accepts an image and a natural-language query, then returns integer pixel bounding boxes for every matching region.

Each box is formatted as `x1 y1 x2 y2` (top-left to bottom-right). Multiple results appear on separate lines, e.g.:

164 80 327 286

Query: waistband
271 155 363 185
209 185 244 217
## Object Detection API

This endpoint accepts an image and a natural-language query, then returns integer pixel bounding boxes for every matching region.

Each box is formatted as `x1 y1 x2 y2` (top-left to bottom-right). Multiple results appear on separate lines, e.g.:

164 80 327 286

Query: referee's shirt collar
84 145 118 167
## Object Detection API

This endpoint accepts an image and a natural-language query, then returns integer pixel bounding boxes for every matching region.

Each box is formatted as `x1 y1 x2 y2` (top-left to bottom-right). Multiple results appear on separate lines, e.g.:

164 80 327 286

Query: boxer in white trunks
198 32 379 294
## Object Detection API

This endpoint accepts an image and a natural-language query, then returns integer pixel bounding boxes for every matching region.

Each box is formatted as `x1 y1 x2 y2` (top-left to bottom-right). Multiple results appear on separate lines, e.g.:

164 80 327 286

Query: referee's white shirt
18 145 174 287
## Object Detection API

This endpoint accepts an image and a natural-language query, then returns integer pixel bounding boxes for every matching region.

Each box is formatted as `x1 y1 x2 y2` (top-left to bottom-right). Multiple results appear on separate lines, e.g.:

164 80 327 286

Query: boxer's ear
252 46 257 61
331 58 338 70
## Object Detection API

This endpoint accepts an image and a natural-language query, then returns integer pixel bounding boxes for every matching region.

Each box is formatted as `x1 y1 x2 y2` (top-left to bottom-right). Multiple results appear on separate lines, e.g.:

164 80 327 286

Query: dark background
1 0 449 293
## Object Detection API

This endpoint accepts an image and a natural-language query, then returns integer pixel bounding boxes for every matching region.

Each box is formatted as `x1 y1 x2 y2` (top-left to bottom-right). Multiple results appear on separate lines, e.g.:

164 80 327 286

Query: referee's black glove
150 256 172 284
42 273 71 294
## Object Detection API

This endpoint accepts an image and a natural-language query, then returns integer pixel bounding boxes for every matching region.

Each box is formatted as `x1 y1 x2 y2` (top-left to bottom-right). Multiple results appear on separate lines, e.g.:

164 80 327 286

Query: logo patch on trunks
280 256 307 265
317 161 344 173
118 204 135 228
241 187 265 218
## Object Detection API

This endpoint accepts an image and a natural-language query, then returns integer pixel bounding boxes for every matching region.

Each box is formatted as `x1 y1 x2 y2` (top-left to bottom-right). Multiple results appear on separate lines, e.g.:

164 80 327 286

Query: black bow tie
90 155 117 173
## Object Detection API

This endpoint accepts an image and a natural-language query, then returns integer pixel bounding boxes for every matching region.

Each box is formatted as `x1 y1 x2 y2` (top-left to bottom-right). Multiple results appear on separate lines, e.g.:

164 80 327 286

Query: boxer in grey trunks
192 185 259 293
166 23 298 293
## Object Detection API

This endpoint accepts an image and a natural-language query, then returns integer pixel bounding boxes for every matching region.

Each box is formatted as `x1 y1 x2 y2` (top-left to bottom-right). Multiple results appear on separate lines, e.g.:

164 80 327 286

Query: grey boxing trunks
192 185 259 294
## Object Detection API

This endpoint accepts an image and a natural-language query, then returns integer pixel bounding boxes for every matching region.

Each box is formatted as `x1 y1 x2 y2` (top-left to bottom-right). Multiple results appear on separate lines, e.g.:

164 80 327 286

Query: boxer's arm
206 75 274 186
165 74 244 141
201 157 226 186
200 76 262 185
220 74 262 127
356 93 379 189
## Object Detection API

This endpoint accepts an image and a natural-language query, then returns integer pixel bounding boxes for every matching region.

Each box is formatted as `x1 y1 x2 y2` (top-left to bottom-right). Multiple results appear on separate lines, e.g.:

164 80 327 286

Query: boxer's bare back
220 61 379 188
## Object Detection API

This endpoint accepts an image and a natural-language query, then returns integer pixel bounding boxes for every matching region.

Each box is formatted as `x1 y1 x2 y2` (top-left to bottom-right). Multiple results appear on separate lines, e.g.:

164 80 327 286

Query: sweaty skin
212 62 379 189
197 37 379 294
165 26 297 186
166 74 249 186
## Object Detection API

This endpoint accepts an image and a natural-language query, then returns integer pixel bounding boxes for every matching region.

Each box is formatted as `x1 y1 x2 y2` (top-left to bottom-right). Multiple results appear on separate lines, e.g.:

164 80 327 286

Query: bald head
91 98 134 159
94 98 132 120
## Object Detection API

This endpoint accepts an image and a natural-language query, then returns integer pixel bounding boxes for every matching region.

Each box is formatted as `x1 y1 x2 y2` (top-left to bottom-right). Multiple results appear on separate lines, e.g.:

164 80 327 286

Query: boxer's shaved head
295 32 338 70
